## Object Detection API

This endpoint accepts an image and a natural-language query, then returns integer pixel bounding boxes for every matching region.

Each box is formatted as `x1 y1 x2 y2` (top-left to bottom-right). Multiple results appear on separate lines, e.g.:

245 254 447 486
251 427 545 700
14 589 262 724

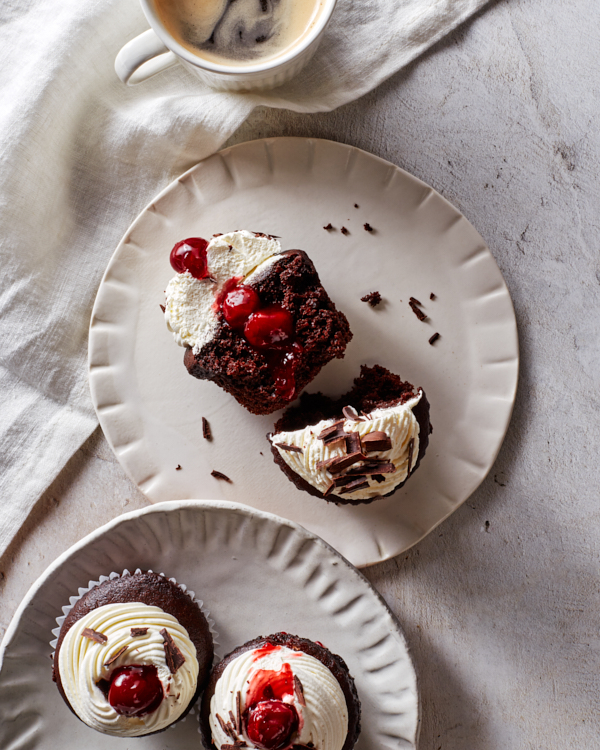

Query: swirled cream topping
209 644 348 750
271 393 422 500
58 602 199 737
165 230 281 353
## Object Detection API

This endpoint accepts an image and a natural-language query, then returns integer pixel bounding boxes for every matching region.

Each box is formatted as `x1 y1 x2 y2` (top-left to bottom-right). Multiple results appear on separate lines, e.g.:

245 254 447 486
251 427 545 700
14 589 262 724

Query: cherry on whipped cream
170 237 209 279
222 285 261 329
107 665 164 717
244 306 294 349
246 699 299 750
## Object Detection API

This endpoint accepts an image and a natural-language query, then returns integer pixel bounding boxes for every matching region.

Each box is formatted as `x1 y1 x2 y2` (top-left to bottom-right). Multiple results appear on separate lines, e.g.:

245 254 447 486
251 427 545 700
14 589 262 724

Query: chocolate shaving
334 474 366 487
316 457 338 470
328 451 365 474
323 481 336 497
317 420 345 440
340 226 349 235
130 627 148 637
211 470 232 483
342 405 360 421
229 711 237 731
202 417 212 441
103 645 127 667
176 464 182 470
339 479 370 494
410 296 423 306
347 461 395 475
409 298 428 321
361 291 382 307
323 434 347 448
235 691 242 734
277 443 303 454
430 292 437 300
345 432 361 454
228 244 233 251
294 675 306 706
407 438 415 477
216 713 238 743
323 223 333 230
159 304 166 313
81 627 107 644
372 474 385 483
429 332 441 345
363 223 374 232
362 432 392 452
160 628 186 673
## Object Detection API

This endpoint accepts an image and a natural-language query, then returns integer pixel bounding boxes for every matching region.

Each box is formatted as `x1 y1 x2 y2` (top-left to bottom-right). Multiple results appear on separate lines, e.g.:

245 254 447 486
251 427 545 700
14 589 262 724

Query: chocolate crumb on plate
81 627 107 644
161 628 186 673
361 291 382 307
354 203 359 208
202 417 212 441
430 292 437 300
409 297 428 321
176 464 182 471
211 470 232 483
159 304 166 313
429 332 441 345
363 223 374 232
323 223 334 230
340 226 349 235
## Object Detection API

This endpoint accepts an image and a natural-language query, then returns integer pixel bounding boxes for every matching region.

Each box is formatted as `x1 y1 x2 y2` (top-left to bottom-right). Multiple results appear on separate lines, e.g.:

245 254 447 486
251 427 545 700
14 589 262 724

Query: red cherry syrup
246 700 299 750
170 238 209 279
107 665 164 717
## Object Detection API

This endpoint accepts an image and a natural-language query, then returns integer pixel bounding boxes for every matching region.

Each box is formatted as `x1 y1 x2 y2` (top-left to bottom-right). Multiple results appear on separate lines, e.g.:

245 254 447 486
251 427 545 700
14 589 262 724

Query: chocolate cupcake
52 570 214 737
164 230 352 415
200 632 361 750
269 365 431 505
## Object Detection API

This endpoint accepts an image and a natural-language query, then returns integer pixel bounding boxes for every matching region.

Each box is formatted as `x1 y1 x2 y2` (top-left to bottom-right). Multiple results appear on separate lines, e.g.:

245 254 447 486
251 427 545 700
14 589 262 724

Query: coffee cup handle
115 29 178 85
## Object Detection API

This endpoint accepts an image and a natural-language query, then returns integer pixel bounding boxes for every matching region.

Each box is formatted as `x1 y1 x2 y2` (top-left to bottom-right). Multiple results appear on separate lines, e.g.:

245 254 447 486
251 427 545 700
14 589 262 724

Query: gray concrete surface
2 0 599 747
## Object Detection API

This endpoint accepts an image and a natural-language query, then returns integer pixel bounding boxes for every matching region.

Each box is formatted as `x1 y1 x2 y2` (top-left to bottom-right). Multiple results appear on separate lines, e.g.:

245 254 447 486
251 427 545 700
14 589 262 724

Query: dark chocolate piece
354 204 359 208
104 645 127 667
235 691 242 734
130 627 148 637
342 405 359 421
316 457 337 470
347 461 395 475
334 474 366 487
317 420 345 441
361 432 392 452
328 452 364 474
323 481 336 497
211 470 232 483
323 223 333 230
176 464 182 470
372 474 385 483
202 417 212 441
409 298 428 321
430 292 436 300
429 332 441 345
160 304 166 313
361 291 382 307
277 443 303 454
81 627 107 644
363 223 373 232
161 628 186 674
345 432 361 454
406 438 415 478
294 674 306 706
339 479 370 494
340 226 349 235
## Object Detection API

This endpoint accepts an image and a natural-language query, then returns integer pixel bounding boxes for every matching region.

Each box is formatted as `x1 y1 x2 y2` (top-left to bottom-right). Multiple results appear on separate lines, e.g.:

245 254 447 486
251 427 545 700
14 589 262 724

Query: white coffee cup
115 0 337 91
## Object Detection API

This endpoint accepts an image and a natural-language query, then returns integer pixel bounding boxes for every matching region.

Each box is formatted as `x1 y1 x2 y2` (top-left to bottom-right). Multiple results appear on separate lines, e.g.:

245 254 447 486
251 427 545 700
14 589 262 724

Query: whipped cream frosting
271 393 422 500
58 602 199 737
164 230 281 353
209 644 348 750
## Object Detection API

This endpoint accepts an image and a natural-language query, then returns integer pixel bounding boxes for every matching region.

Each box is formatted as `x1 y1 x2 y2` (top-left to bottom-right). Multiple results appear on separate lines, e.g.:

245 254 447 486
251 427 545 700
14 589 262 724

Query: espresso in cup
154 0 326 66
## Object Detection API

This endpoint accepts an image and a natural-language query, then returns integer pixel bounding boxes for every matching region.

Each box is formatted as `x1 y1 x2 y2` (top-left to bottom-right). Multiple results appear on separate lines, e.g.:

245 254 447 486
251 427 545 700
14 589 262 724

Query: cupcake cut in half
269 365 431 505
52 571 214 737
200 632 361 750
164 231 352 415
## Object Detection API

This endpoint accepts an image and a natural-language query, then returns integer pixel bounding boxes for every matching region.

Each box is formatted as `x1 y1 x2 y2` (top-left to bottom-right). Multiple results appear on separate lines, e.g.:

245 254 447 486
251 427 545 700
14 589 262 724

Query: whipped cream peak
58 602 199 737
164 230 282 353
209 643 348 750
271 392 422 501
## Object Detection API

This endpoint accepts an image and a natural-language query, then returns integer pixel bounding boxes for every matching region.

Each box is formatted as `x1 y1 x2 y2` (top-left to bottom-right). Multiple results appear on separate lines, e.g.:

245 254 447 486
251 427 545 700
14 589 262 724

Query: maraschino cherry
170 237 209 279
222 285 261 329
246 700 299 750
107 665 164 717
244 306 294 349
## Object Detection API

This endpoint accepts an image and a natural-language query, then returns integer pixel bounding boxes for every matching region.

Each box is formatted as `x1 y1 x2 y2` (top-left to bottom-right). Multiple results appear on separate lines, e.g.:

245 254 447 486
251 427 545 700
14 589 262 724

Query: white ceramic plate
0 500 418 749
89 137 518 568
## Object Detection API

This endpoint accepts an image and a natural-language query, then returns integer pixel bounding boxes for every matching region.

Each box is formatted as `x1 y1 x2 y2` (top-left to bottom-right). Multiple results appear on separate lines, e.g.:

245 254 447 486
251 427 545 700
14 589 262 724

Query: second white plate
89 137 518 567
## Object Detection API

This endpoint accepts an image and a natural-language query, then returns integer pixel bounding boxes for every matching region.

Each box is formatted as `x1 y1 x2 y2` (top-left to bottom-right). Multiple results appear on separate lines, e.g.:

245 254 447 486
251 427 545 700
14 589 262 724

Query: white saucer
89 137 518 567
0 500 418 749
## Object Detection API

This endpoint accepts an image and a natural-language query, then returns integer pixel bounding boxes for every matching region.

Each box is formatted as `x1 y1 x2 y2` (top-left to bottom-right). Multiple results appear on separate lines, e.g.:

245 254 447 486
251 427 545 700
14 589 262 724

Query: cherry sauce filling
244 663 299 750
104 665 164 717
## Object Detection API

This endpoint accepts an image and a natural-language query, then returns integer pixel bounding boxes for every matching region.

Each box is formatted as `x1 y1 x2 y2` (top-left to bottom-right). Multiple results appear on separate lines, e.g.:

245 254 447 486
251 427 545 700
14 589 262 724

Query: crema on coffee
154 0 326 66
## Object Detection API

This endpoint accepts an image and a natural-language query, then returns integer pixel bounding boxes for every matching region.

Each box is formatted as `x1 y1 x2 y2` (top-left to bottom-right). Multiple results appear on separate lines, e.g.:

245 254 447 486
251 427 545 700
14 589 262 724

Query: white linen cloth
0 0 489 556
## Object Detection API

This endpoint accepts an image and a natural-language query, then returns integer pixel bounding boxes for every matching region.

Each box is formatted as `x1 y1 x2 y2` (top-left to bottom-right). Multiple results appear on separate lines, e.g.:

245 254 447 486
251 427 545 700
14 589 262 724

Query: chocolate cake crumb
278 443 303 454
323 223 334 231
429 332 441 345
176 464 182 470
361 291 382 307
363 223 374 232
130 627 148 637
354 204 359 208
340 226 349 235
161 628 186 673
104 645 127 667
409 298 428 321
430 292 437 300
211 470 232 483
202 417 212 441
159 304 166 313
81 627 107 644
